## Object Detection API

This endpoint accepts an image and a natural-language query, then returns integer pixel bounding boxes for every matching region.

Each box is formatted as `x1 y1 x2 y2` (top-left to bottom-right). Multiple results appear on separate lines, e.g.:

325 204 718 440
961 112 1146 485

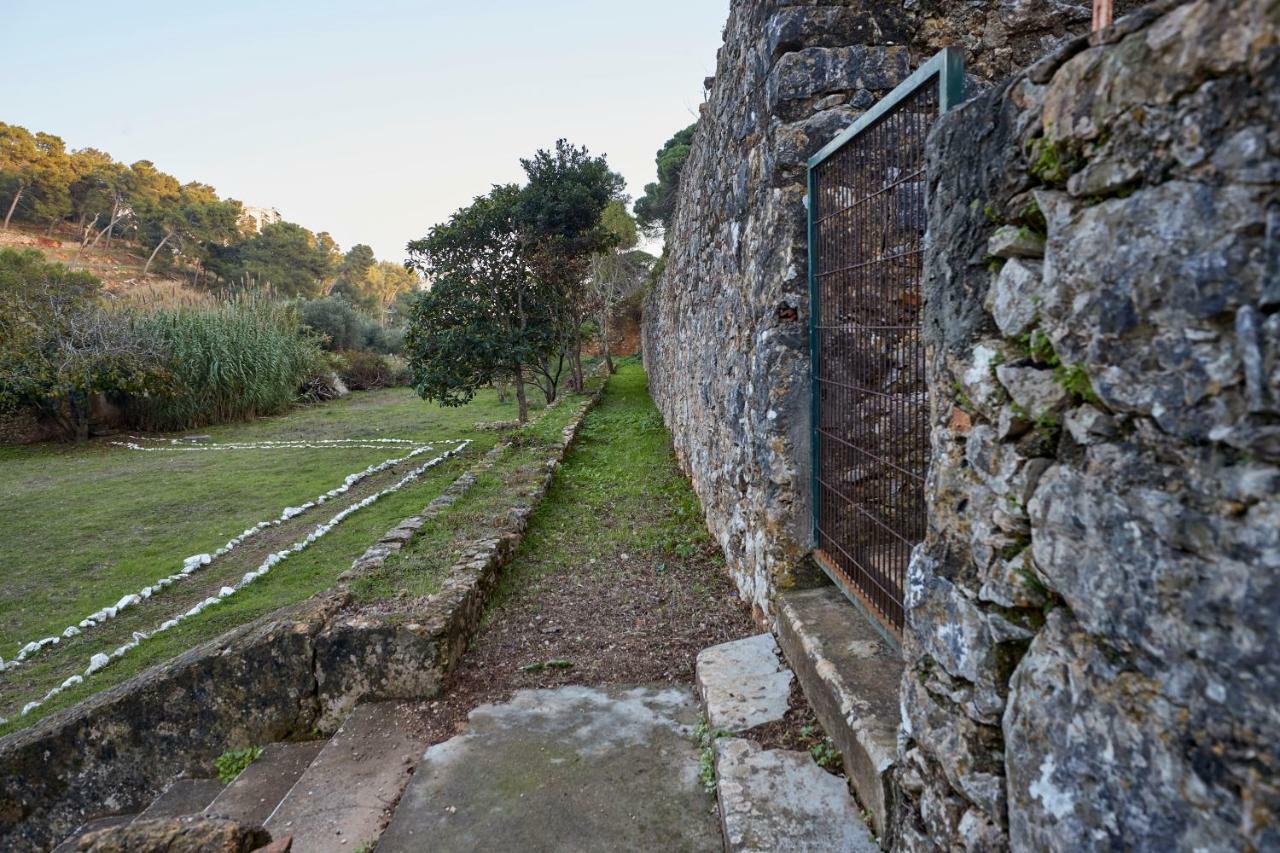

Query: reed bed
128 295 324 431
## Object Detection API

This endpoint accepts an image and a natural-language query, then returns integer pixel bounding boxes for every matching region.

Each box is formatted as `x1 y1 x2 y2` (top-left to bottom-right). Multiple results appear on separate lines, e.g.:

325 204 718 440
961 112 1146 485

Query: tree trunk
90 206 125 249
600 307 615 374
143 230 174 275
3 185 24 230
513 367 529 423
570 311 584 393
68 391 90 443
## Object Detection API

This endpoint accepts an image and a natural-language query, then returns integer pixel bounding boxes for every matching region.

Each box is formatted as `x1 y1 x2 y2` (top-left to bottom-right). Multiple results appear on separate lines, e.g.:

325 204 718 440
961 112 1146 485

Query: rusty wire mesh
811 79 937 633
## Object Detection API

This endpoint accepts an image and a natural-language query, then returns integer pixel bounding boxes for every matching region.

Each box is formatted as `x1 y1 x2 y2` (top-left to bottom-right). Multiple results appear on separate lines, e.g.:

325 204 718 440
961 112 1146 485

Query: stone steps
696 632 880 852
775 587 902 842
137 778 226 820
205 741 325 826
50 703 422 852
264 701 427 852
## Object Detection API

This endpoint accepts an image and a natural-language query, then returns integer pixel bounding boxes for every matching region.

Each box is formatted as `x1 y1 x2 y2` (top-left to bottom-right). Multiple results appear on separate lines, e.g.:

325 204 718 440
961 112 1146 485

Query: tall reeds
129 294 324 431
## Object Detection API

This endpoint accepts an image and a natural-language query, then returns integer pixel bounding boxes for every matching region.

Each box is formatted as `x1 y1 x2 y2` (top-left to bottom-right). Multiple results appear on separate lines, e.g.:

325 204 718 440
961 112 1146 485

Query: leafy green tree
0 123 40 230
27 133 75 234
516 139 625 392
222 221 337 296
634 123 696 234
363 261 419 310
406 184 559 422
334 243 375 288
135 179 241 276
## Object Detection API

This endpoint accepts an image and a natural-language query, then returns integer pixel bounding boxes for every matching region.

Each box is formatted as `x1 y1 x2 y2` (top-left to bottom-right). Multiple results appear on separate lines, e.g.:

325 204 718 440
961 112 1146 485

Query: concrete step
714 738 878 852
50 815 136 853
205 740 325 826
377 685 720 853
265 702 426 853
696 633 793 733
137 778 226 820
776 586 903 842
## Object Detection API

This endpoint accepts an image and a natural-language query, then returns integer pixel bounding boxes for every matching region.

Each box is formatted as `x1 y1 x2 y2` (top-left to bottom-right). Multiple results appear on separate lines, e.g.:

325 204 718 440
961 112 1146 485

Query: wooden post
1093 0 1114 31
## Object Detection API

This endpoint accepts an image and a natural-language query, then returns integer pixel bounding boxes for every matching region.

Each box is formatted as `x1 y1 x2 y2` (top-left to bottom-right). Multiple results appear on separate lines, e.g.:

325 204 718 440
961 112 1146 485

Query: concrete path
378 685 720 853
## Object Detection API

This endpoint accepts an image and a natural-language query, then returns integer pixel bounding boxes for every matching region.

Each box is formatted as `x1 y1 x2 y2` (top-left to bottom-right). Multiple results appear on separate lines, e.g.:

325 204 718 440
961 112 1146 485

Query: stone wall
643 0 1110 618
899 1 1279 848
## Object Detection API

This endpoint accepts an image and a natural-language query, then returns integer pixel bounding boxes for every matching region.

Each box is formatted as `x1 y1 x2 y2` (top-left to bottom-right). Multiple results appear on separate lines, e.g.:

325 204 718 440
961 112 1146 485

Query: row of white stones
112 436 422 452
6 439 471 721
0 437 458 674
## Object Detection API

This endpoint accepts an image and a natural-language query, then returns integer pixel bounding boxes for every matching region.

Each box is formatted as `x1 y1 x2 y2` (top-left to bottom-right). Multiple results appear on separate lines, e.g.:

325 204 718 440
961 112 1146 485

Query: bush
337 350 395 390
128 295 325 430
0 250 168 441
300 297 404 355
300 297 364 351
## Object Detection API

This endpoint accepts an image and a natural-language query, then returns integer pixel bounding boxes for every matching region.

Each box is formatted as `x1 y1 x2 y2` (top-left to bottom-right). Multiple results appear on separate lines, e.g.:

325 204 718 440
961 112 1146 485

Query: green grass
350 380 604 604
0 385 543 732
490 359 720 607
351 360 713 613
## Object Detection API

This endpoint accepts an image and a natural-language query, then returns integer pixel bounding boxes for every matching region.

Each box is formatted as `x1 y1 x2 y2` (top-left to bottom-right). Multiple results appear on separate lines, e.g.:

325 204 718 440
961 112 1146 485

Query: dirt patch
402 543 755 746
740 679 842 770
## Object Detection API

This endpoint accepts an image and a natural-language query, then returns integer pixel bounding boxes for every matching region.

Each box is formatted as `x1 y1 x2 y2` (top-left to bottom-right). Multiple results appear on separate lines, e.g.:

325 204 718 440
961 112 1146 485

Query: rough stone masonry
645 0 1278 849
902 1 1279 848
643 0 1124 618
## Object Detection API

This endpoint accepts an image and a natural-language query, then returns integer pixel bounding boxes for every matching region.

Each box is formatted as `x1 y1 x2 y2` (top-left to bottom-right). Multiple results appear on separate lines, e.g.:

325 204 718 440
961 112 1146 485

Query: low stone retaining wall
0 384 606 852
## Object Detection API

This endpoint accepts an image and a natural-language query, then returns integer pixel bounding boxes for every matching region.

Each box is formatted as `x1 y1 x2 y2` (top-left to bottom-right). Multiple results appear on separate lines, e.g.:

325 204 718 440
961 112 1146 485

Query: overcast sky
7 0 728 261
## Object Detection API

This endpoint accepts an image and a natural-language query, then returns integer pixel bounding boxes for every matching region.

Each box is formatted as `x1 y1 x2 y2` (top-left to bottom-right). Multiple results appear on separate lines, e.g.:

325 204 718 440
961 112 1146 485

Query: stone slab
377 685 720 853
50 815 135 853
265 702 425 853
205 741 325 826
696 633 794 733
714 738 878 852
776 587 902 841
137 778 225 820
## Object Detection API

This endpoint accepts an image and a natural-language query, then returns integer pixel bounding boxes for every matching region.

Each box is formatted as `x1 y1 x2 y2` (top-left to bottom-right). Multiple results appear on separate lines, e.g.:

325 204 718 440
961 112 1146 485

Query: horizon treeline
0 120 416 309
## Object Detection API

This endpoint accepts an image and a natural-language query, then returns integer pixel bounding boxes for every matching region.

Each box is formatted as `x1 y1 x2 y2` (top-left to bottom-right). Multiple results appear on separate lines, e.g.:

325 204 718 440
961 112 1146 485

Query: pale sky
7 0 728 262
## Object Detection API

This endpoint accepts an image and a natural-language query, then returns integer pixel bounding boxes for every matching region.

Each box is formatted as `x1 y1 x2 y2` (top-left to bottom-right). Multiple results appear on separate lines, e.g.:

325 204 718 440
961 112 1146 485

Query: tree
27 133 75 234
516 139 625 393
220 221 337 296
406 184 560 422
135 179 241 276
634 123 696 234
362 261 419 310
0 123 39 230
334 243 375 291
0 249 167 441
587 201 649 374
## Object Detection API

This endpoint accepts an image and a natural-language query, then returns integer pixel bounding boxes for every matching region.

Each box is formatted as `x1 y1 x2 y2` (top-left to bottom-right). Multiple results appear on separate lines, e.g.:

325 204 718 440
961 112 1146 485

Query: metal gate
807 49 963 635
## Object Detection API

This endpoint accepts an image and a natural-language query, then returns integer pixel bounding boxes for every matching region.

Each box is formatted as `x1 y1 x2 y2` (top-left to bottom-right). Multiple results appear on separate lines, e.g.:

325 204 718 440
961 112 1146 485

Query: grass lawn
0 385 549 731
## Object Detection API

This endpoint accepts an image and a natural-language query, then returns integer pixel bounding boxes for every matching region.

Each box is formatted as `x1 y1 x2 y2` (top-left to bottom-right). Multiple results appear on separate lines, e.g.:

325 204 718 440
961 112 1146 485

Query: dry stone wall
644 0 1113 618
900 1 1279 848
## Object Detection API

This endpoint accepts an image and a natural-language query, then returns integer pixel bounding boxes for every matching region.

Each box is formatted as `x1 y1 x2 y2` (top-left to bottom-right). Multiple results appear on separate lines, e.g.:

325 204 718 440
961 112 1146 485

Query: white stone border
11 440 471 719
0 437 463 674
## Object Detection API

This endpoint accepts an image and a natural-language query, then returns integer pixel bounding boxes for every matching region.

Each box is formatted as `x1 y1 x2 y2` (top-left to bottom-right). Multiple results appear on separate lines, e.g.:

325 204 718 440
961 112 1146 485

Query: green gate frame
806 47 964 628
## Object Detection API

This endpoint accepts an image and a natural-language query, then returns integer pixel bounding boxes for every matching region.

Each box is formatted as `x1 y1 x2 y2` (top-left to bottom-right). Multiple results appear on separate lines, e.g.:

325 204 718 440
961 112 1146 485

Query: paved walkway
381 685 720 852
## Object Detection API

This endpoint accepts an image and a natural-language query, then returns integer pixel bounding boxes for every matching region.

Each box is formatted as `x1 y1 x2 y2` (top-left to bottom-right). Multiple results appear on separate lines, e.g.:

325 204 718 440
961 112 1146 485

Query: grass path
0 386 549 732
391 360 758 747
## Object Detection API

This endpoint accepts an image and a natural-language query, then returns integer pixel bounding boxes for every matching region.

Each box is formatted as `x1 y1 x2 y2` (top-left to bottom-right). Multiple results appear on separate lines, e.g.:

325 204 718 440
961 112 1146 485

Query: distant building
239 205 282 234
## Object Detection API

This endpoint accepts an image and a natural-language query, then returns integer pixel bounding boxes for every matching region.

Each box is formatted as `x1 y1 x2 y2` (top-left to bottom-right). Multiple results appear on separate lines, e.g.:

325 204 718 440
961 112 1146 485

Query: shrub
338 349 395 390
300 296 364 351
0 250 169 441
300 296 404 355
128 295 325 430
